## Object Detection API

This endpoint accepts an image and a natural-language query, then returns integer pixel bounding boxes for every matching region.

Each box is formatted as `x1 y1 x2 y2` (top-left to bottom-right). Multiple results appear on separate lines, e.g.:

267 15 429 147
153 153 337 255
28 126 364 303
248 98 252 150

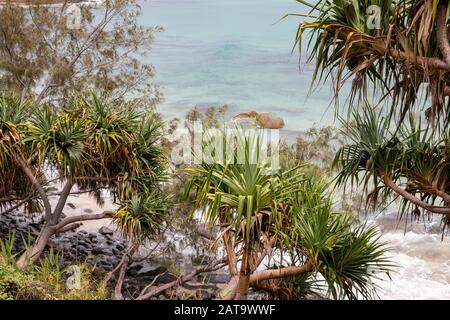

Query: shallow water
368 213 450 299
376 231 450 299
140 0 341 131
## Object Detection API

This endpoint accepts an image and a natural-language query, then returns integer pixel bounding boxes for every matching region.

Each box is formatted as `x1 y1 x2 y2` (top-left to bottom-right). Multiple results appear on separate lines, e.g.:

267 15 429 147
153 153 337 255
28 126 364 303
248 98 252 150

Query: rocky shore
0 211 237 300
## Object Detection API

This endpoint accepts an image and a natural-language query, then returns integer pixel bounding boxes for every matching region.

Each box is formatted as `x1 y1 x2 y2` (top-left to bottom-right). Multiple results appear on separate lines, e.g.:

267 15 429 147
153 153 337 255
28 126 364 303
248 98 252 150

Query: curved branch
0 196 34 215
389 47 450 71
11 150 52 220
250 260 314 285
55 223 82 234
382 176 450 215
435 189 450 204
54 210 116 230
113 247 134 300
217 237 275 300
444 86 450 96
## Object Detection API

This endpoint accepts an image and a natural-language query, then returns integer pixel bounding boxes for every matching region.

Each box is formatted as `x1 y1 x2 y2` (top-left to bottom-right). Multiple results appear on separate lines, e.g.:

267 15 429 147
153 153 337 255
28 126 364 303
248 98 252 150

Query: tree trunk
218 238 274 300
235 245 251 300
17 224 55 269
217 275 239 300
249 261 314 285
113 252 130 300
222 230 237 276
217 261 313 300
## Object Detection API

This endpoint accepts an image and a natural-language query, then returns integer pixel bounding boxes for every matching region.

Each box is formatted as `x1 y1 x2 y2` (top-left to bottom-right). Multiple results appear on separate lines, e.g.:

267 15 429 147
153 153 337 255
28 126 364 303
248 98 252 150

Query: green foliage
334 104 450 216
185 127 300 245
291 0 448 119
185 127 393 299
280 126 343 171
0 92 171 259
284 204 393 299
0 260 33 300
292 0 450 228
0 236 106 300
114 192 171 244
0 0 161 103
0 95 42 211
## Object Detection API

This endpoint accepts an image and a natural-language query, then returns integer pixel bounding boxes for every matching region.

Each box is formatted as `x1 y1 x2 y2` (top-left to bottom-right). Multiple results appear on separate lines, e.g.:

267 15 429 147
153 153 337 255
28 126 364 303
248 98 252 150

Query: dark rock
156 272 177 284
98 261 113 270
99 226 114 235
124 278 139 286
116 243 126 251
67 203 77 209
72 244 89 254
88 232 97 239
84 208 94 213
136 262 166 278
92 246 106 255
94 256 115 269
126 262 143 276
199 272 230 284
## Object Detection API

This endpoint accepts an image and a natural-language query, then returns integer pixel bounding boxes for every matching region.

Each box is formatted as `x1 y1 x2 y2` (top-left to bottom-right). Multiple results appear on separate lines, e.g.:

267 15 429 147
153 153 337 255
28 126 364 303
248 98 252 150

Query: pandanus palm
185 128 302 298
279 172 393 299
185 128 393 299
0 96 41 212
0 93 170 268
293 0 447 117
334 105 450 220
292 0 450 232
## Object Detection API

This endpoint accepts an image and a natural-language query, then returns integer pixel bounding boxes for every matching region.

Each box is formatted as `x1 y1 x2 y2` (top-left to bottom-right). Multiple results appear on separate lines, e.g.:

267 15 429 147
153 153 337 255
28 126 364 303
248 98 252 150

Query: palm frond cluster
334 106 450 220
293 0 450 233
185 129 393 299
0 96 42 212
0 93 170 243
295 0 450 120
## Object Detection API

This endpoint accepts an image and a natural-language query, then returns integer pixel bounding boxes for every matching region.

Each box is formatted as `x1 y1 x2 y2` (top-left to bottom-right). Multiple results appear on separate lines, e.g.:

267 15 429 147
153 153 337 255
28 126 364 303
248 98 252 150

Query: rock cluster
0 212 232 299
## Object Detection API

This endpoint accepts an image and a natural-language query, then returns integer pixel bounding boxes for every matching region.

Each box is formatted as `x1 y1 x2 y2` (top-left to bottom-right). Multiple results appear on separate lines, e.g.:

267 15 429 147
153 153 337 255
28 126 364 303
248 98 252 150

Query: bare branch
55 222 82 234
249 260 314 285
382 175 450 215
113 250 131 300
11 150 52 220
51 180 74 224
0 196 34 215
54 210 116 230
136 258 228 300
138 271 168 297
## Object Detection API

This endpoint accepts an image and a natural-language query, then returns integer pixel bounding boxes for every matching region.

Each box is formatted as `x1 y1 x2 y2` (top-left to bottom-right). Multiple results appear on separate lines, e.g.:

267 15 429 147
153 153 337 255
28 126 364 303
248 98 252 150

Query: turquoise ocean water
139 0 338 132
